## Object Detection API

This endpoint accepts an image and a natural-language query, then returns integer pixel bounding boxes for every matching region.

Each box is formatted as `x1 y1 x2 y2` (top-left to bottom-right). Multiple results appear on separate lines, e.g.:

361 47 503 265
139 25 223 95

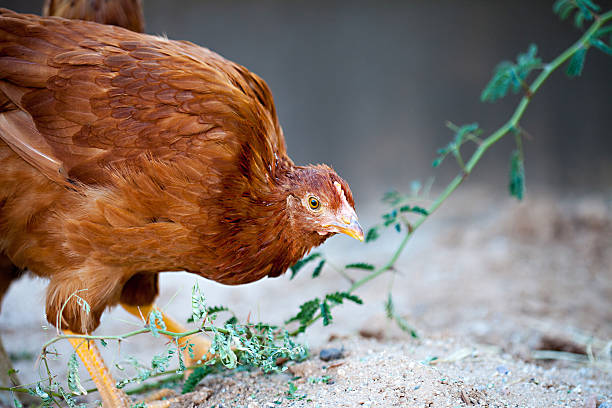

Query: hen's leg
65 332 131 408
121 303 212 365
120 273 212 366
66 335 175 408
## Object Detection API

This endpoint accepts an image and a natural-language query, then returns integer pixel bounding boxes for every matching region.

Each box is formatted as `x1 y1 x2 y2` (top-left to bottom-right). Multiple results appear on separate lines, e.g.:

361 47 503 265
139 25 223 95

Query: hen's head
284 165 363 242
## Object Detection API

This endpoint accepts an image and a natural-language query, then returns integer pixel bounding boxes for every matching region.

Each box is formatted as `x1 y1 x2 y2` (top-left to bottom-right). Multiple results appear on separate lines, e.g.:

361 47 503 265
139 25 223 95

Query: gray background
2 0 612 201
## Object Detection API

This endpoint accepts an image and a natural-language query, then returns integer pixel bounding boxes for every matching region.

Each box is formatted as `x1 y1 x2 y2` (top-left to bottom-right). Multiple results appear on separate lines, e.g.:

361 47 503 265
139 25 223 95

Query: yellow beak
327 217 364 242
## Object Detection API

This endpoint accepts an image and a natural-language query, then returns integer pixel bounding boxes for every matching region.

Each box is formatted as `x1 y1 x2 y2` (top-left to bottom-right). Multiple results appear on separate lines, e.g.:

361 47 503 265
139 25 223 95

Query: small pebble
496 365 510 375
320 347 344 361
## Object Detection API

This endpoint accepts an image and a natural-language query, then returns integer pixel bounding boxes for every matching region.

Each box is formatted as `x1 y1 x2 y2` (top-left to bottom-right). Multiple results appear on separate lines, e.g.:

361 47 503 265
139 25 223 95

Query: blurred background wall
3 0 612 202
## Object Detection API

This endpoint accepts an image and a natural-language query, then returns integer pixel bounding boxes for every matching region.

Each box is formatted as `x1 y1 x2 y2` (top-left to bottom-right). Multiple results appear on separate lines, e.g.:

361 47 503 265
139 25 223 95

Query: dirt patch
169 336 610 407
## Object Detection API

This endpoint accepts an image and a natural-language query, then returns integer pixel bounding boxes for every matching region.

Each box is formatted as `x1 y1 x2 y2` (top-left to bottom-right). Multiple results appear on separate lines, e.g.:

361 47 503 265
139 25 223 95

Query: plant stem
124 373 184 395
349 9 612 294
40 326 233 351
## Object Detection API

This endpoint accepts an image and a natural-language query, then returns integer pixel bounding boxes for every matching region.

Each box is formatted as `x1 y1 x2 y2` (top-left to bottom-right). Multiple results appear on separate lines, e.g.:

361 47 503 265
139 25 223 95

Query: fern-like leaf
206 305 229 315
590 38 612 55
365 227 380 243
290 253 321 279
399 205 429 216
433 122 481 167
566 47 587 77
509 149 525 200
182 365 215 394
554 0 600 27
385 293 418 338
148 309 166 338
285 298 320 325
67 353 86 395
320 301 332 326
311 259 325 278
190 283 207 322
481 44 541 102
345 262 375 271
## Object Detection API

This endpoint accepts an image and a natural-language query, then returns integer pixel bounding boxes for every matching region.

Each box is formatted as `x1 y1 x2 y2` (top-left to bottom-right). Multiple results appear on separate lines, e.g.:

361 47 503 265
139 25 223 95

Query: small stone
496 365 509 375
320 347 344 361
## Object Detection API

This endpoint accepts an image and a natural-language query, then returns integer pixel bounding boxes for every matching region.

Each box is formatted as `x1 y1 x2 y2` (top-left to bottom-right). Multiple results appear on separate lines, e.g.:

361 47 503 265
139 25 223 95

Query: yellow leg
65 330 130 408
121 303 212 366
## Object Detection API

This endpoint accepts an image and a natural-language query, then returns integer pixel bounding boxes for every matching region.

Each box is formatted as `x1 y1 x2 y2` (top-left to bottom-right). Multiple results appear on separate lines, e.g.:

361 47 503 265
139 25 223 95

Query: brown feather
43 0 144 33
0 9 358 334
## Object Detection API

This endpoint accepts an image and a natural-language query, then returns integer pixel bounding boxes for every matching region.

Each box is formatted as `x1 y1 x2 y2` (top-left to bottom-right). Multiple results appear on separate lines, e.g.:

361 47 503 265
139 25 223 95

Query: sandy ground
1 188 611 407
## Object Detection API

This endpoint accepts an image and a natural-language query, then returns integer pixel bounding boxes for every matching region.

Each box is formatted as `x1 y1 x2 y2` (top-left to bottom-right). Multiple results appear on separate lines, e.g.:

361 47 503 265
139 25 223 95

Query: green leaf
34 384 50 401
345 262 375 271
453 122 480 146
566 47 587 77
594 24 612 38
320 301 332 326
175 341 186 374
225 316 238 325
385 293 419 338
481 45 541 102
393 314 420 339
554 0 600 26
509 149 525 200
433 123 481 168
382 210 398 226
150 347 174 373
285 298 320 325
58 385 79 408
481 61 514 102
67 353 86 395
290 253 321 279
324 292 345 305
311 259 325 278
325 291 363 305
365 227 380 243
384 293 394 320
148 309 166 338
190 282 207 322
182 365 215 394
590 38 612 56
206 305 229 315
400 205 429 216
382 190 403 205
553 0 577 20
579 0 600 12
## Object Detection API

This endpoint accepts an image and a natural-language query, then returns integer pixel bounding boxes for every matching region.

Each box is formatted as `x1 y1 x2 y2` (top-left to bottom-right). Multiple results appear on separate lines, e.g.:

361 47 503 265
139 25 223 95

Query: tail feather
43 0 144 33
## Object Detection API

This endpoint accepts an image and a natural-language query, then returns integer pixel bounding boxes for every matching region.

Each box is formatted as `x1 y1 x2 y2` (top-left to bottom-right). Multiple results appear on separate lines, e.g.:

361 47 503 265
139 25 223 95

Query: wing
43 0 145 33
0 9 287 186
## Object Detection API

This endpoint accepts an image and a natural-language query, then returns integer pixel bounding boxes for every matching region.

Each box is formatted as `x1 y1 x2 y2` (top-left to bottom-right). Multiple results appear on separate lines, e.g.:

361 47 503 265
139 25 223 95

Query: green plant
4 2 612 405
286 0 612 338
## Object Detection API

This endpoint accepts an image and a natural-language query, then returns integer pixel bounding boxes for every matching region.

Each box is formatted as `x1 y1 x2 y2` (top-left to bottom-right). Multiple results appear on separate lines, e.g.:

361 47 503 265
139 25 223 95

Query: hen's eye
308 196 321 210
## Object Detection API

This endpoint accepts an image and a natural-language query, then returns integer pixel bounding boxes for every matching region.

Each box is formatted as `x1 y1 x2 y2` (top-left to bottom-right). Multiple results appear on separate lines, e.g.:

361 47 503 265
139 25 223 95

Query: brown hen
0 8 362 407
